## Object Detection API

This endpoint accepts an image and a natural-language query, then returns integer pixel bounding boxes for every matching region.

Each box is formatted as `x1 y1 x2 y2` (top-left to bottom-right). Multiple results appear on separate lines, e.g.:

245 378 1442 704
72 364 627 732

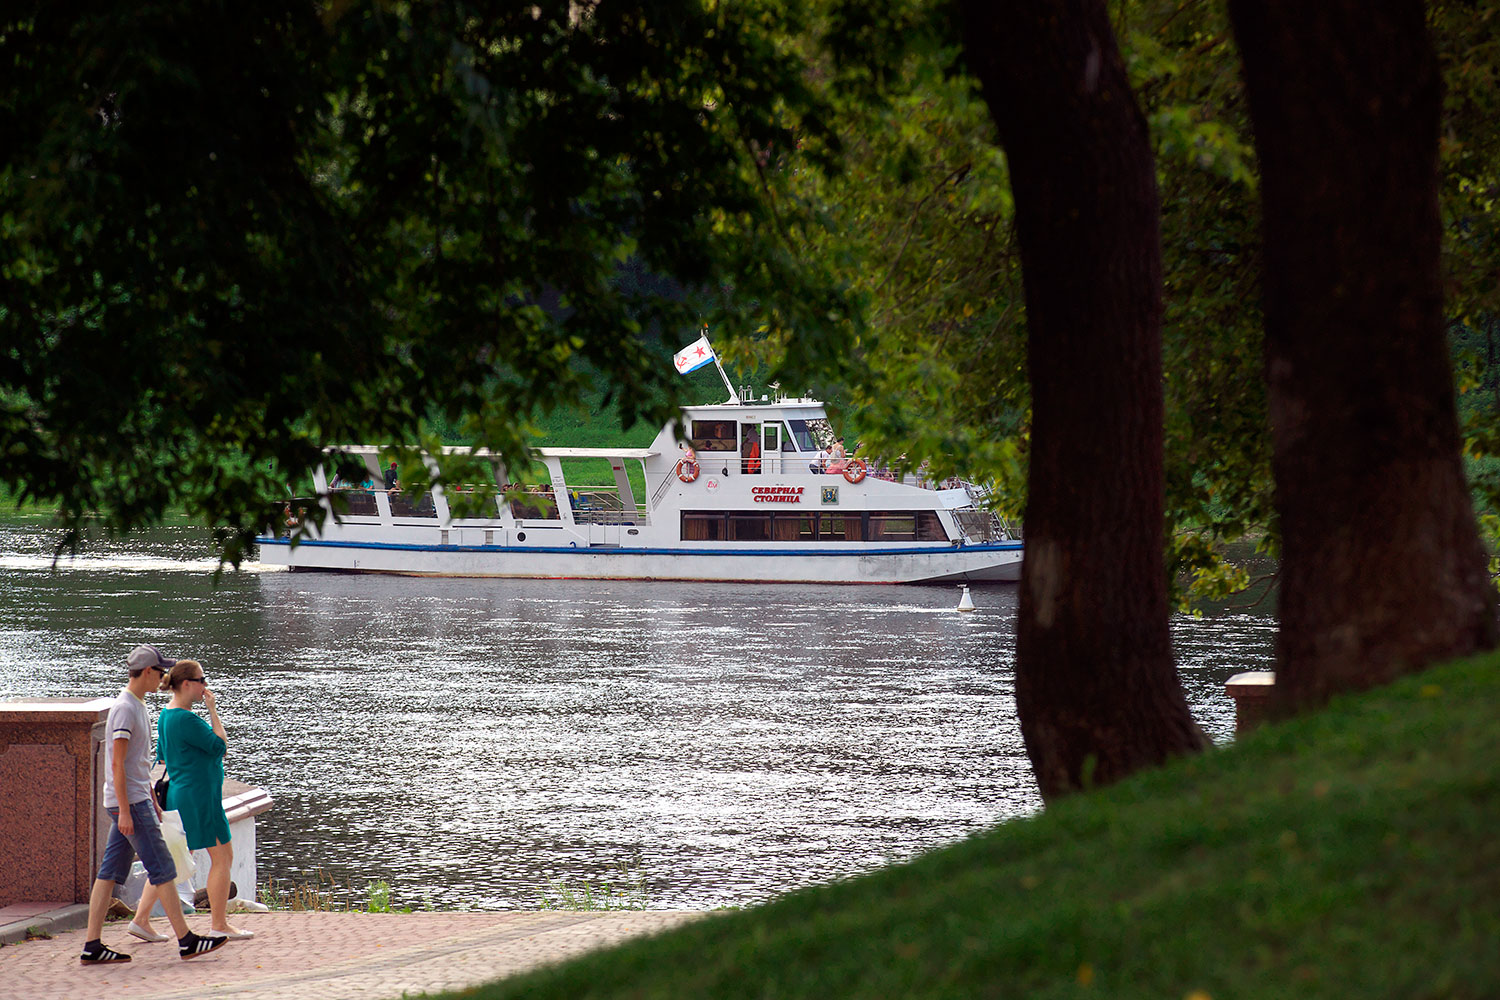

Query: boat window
771 513 817 541
728 513 771 542
390 492 439 519
779 423 798 452
785 418 831 453
818 513 865 541
681 512 726 540
691 420 738 452
507 487 558 520
681 510 944 543
332 491 379 517
867 512 945 541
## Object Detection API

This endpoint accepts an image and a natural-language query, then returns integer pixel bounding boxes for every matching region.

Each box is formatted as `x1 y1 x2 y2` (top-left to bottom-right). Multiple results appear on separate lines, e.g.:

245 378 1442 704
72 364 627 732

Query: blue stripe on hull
256 537 1022 558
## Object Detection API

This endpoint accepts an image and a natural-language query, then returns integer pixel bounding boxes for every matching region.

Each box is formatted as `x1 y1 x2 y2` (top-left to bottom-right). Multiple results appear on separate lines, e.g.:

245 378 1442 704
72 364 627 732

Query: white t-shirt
102 687 154 808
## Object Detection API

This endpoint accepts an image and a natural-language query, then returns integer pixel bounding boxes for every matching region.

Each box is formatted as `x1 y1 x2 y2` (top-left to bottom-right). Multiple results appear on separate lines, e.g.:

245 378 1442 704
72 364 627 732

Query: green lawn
444 653 1499 1000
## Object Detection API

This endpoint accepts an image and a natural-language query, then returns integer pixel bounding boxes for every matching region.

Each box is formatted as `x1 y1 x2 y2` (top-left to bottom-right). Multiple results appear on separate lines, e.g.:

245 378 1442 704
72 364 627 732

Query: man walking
79 644 227 964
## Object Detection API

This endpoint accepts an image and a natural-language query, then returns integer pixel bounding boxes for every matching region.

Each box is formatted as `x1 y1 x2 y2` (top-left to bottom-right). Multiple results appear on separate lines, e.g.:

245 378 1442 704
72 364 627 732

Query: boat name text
750 486 806 504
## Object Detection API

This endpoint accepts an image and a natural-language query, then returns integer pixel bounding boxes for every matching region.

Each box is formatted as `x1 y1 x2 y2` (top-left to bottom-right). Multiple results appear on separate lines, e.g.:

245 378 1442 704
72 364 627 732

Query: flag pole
702 329 739 403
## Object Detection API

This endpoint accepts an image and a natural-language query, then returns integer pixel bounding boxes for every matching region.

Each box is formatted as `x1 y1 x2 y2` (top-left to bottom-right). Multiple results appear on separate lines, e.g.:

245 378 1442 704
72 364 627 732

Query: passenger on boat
383 461 399 492
826 438 847 475
676 444 701 483
742 434 761 475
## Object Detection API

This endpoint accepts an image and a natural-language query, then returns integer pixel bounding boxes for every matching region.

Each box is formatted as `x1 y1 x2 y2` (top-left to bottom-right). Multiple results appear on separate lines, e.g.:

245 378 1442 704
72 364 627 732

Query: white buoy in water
956 584 975 612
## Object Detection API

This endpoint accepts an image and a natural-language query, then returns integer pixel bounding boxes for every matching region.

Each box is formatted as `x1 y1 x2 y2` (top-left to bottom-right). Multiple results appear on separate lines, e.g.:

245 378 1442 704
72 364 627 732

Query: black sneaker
179 931 228 960
80 940 132 964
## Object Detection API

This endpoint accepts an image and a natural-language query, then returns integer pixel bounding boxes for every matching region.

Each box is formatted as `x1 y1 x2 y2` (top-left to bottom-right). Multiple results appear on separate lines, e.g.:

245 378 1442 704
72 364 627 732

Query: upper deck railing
568 487 650 526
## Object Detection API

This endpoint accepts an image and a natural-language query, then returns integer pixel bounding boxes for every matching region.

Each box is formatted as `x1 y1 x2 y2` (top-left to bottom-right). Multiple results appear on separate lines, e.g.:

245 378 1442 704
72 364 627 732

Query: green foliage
778 1 1269 588
365 879 398 914
792 5 1030 512
1127 1 1274 606
443 651 1500 998
1440 1 1500 560
537 867 650 912
790 1 1499 605
6 0 1498 594
1436 1 1500 330
0 0 859 562
259 870 415 913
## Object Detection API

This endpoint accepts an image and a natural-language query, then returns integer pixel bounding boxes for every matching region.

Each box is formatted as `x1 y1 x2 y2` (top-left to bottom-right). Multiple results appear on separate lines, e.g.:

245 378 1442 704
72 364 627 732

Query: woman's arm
203 688 228 744
174 703 228 757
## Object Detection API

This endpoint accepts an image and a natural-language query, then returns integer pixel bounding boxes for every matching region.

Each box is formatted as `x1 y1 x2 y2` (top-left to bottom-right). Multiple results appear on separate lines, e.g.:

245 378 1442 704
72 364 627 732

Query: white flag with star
672 335 716 375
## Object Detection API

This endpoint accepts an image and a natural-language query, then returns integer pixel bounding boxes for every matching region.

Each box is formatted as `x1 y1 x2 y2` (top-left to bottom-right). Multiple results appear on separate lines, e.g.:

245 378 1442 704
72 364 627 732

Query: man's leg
82 809 135 963
85 877 116 941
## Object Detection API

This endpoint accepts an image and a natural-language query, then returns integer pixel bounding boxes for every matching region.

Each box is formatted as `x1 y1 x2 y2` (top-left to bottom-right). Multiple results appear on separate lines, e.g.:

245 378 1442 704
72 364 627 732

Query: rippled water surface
0 521 1274 909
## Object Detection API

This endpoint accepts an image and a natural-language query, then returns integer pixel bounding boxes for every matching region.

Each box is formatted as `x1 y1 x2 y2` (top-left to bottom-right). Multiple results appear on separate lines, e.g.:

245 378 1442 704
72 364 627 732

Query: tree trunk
960 1 1207 801
1228 0 1497 712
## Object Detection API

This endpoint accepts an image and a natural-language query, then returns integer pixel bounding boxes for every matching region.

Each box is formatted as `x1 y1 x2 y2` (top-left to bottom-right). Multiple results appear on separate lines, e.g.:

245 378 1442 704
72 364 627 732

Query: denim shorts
97 799 178 886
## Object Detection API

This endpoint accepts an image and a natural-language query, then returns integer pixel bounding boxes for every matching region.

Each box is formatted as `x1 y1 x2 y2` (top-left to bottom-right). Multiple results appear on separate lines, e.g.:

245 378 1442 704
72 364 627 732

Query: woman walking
134 659 254 941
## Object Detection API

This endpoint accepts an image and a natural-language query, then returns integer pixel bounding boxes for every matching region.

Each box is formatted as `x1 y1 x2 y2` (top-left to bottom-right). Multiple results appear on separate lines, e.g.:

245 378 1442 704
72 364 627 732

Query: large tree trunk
1229 1 1497 713
960 1 1207 801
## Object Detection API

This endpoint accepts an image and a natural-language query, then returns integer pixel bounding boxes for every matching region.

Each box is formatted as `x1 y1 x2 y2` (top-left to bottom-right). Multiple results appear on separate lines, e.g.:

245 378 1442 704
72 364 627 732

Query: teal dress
158 706 232 850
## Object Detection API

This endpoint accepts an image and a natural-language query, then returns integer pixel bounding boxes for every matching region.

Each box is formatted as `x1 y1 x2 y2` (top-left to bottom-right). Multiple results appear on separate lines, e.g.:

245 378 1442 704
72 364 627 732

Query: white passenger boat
257 386 1022 585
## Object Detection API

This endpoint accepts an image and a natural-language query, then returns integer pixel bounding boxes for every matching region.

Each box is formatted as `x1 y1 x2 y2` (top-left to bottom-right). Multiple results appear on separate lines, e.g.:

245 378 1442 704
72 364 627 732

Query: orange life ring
843 459 868 484
676 459 700 483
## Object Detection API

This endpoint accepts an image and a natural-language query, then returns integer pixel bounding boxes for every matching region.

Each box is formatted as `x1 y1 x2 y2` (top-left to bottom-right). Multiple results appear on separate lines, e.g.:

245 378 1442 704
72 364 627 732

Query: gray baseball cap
126 644 176 672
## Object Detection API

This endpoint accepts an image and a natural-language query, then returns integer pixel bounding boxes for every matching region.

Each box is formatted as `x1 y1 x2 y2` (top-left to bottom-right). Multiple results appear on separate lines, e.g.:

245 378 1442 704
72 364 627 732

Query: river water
0 519 1274 910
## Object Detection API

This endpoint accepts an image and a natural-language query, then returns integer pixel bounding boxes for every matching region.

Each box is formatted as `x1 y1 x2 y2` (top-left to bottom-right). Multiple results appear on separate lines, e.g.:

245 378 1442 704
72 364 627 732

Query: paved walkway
1 910 704 1000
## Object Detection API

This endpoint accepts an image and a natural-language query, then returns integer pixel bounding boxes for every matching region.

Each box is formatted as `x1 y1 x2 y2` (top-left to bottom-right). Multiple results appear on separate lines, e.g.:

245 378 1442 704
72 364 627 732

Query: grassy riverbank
454 653 1499 1000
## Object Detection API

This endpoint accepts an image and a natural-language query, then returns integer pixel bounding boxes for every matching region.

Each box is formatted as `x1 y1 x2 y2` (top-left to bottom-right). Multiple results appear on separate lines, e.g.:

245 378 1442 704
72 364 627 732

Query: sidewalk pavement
0 902 89 945
0 909 705 1000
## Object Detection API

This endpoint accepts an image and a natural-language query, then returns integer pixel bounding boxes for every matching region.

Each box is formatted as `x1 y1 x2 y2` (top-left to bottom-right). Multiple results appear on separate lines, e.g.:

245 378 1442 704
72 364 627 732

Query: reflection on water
0 523 1273 909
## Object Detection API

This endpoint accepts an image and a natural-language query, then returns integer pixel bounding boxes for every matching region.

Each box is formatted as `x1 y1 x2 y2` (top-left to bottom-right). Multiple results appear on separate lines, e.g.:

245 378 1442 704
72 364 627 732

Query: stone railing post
0 699 115 905
1225 671 1276 734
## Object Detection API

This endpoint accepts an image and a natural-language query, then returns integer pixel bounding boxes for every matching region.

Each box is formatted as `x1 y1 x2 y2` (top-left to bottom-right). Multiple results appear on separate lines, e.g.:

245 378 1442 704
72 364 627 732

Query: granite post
0 699 114 905
1225 671 1276 734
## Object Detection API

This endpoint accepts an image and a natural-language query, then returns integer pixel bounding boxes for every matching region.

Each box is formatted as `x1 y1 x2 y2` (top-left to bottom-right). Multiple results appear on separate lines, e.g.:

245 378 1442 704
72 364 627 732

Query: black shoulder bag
153 758 170 805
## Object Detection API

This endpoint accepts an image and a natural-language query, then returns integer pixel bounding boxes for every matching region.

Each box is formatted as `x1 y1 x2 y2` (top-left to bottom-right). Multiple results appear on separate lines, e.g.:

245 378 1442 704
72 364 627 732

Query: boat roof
326 445 656 460
681 400 827 416
535 447 656 459
325 393 832 461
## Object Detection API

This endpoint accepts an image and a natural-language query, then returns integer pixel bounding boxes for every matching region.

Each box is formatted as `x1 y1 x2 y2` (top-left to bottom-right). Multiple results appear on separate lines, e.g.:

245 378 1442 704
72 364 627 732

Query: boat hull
257 537 1022 585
